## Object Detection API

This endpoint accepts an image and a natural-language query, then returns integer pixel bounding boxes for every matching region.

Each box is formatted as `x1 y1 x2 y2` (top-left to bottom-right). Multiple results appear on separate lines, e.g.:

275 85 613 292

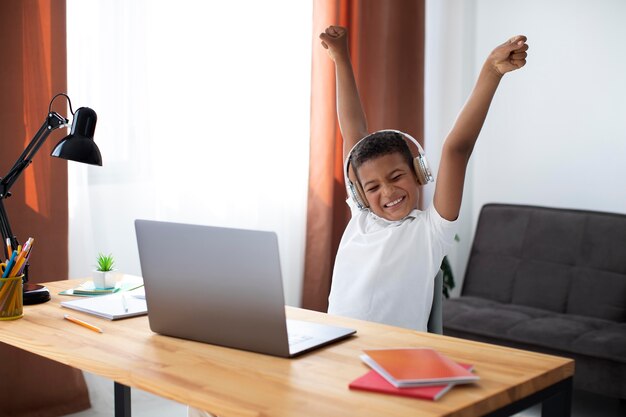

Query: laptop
135 219 356 358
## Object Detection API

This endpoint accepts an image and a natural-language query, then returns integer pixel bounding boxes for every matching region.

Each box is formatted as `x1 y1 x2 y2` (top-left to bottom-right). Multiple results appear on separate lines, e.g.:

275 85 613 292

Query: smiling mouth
384 196 405 208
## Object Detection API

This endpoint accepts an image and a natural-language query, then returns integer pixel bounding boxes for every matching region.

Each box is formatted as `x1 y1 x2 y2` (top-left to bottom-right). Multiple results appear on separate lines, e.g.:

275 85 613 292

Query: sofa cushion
443 296 626 364
575 323 626 360
520 208 585 265
510 260 571 312
566 268 626 321
462 253 520 303
578 213 626 275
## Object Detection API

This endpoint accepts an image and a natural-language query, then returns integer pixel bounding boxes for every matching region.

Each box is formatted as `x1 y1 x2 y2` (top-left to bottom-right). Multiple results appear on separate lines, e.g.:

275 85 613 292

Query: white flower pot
92 270 117 289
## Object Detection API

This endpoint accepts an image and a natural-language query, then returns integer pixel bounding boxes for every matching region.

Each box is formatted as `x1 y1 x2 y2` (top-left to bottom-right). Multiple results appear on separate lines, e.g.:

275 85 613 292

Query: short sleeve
425 204 458 254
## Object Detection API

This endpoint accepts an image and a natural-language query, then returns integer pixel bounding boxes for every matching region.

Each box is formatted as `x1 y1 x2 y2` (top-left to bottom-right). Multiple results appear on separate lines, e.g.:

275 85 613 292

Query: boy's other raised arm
434 36 528 221
320 26 368 160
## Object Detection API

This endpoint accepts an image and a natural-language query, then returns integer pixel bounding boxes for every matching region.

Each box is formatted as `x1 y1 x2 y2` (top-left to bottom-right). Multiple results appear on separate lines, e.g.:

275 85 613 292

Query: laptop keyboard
288 333 313 346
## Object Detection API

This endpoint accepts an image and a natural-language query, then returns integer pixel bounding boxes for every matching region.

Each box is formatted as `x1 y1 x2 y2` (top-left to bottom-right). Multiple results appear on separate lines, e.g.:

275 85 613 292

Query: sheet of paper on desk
61 293 147 320
128 286 145 299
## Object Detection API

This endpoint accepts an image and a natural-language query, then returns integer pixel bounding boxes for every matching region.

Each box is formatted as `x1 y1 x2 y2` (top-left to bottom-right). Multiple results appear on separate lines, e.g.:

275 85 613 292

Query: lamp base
23 283 51 305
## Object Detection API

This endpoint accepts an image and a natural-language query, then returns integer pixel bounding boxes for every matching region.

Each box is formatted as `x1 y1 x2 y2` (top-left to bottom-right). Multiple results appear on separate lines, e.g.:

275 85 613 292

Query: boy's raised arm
320 26 368 159
434 36 528 221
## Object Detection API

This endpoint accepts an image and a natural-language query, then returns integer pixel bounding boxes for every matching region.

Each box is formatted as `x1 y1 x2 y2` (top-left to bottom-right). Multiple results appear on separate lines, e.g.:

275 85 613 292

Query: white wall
425 0 478 297
428 0 626 293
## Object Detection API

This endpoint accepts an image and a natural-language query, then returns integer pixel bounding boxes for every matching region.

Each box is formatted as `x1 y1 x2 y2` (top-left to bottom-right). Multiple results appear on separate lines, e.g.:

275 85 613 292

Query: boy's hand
320 25 349 61
487 35 528 76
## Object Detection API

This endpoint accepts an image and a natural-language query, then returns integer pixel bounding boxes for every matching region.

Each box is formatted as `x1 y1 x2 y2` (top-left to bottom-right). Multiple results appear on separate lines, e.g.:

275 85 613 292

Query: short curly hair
350 131 414 174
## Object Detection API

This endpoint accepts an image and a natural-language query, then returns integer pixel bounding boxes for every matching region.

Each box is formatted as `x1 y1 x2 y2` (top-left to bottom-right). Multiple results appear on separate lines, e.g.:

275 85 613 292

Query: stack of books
349 348 478 401
59 280 144 296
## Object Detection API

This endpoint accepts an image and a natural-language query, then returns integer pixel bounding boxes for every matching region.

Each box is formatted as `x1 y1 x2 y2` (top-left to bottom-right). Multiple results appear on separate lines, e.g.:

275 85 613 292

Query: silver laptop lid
135 219 291 357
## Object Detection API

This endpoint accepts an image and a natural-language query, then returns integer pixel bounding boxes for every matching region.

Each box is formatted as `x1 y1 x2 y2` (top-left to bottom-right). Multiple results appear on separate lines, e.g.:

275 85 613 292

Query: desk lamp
0 93 102 304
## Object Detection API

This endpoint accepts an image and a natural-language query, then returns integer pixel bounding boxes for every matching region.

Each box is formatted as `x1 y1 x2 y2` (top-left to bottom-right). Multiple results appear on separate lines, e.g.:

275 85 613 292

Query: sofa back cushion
463 204 626 321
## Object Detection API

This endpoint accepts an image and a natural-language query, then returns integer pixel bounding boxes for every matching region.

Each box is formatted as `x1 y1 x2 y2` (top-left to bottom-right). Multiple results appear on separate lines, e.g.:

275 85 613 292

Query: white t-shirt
327 200 457 331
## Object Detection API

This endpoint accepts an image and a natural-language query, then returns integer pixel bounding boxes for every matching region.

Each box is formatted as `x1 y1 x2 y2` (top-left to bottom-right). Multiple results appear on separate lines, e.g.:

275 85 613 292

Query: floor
65 372 624 417
65 372 187 417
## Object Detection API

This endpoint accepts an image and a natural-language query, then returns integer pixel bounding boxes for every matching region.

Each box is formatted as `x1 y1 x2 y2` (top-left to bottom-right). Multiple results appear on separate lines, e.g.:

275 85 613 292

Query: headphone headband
344 129 433 210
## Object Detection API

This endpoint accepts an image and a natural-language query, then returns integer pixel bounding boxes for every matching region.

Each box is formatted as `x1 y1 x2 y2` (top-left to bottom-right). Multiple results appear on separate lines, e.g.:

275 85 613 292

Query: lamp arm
6 120 49 176
0 199 17 251
0 111 67 262
0 112 67 198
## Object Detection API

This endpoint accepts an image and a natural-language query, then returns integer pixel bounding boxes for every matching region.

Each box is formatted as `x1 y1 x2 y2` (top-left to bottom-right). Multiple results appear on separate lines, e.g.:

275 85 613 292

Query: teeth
385 197 403 208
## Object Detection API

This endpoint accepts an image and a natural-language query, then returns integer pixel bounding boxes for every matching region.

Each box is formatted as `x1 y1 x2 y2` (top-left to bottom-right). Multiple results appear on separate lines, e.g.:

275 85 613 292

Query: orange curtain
302 0 425 312
0 1 90 415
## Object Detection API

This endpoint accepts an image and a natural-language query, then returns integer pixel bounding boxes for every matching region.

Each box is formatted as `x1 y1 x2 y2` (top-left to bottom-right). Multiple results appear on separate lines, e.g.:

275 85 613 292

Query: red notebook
360 348 479 388
349 363 474 401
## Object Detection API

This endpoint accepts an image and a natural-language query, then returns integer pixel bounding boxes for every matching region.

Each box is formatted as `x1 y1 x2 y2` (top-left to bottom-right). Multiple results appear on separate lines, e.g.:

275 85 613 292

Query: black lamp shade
51 107 102 166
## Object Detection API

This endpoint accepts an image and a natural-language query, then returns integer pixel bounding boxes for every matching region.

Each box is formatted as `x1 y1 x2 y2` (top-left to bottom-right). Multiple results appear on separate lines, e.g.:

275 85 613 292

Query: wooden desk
0 279 574 417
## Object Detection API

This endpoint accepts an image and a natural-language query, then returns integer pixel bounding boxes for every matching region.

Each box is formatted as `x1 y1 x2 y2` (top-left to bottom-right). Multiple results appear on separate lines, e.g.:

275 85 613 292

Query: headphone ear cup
348 179 369 209
413 157 427 185
354 180 369 208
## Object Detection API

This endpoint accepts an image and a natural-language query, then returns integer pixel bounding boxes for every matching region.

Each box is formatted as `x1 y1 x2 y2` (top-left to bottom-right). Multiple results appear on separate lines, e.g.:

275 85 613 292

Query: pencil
63 314 103 333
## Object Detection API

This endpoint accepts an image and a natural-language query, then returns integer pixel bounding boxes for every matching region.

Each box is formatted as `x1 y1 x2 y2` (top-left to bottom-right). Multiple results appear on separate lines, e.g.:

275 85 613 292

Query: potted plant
92 252 117 289
440 234 460 298
440 255 455 299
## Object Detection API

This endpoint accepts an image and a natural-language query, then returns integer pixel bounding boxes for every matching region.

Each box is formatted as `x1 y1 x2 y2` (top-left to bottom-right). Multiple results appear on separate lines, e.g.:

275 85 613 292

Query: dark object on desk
23 283 51 305
0 93 102 301
443 203 626 400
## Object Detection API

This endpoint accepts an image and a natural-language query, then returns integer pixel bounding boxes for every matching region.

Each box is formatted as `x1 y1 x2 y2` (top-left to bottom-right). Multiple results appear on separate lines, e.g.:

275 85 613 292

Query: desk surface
0 279 574 417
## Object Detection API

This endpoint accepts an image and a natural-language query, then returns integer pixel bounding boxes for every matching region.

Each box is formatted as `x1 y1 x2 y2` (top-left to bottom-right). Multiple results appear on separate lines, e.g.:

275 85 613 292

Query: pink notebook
349 363 474 401
361 347 479 388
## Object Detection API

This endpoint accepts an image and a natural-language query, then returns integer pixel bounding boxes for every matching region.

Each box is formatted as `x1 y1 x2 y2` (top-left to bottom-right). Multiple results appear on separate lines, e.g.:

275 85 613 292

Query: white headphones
344 129 433 210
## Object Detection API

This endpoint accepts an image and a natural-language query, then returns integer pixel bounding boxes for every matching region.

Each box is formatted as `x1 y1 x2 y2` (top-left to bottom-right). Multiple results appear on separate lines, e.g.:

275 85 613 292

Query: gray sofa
443 203 626 399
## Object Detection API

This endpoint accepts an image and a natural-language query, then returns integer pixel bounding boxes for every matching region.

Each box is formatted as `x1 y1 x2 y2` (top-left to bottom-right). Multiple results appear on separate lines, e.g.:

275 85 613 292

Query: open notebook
61 290 147 320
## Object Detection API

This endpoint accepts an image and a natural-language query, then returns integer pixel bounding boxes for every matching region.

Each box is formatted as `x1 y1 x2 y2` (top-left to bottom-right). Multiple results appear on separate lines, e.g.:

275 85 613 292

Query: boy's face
357 152 419 221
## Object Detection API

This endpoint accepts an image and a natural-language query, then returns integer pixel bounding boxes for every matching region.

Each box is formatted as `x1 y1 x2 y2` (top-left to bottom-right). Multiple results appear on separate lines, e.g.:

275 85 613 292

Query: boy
320 26 528 330
189 26 528 417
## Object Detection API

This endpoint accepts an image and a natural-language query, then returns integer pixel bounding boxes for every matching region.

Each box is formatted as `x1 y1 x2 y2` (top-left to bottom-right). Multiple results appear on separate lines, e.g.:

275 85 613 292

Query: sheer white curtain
67 0 312 305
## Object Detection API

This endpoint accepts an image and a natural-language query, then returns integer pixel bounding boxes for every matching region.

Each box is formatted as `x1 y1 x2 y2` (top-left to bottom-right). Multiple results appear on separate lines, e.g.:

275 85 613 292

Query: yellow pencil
8 252 26 277
11 258 25 278
63 314 103 333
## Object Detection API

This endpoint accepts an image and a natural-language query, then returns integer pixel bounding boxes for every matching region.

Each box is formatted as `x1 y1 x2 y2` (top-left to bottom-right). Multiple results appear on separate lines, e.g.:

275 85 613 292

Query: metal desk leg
483 377 573 417
114 382 131 417
542 377 573 417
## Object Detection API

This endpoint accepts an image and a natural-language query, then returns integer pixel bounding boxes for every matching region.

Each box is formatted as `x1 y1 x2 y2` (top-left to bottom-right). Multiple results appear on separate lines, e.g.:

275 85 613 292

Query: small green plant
440 234 460 299
96 253 115 272
440 256 455 298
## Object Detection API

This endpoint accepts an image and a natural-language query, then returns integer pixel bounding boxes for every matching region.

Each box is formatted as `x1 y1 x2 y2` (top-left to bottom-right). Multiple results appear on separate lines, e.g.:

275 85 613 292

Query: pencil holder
0 275 24 320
